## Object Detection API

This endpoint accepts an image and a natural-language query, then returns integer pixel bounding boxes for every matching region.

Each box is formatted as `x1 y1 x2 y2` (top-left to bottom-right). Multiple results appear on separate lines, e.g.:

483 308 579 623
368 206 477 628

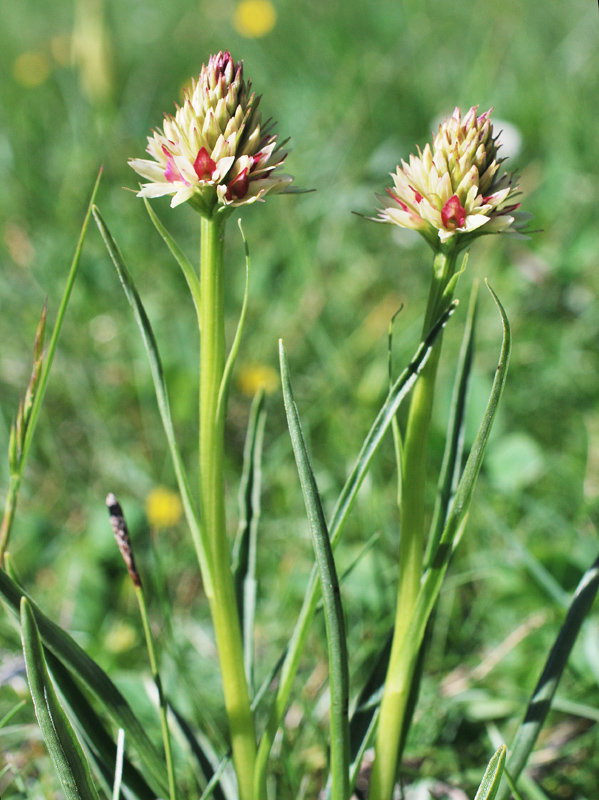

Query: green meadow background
1 0 599 797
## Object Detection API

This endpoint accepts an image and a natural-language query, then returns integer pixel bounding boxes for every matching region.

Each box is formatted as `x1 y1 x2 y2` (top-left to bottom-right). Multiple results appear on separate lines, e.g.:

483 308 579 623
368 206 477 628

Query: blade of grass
474 745 506 800
46 651 157 800
112 729 125 800
170 707 230 800
21 597 101 800
496 549 599 800
0 700 27 729
232 388 266 695
255 301 458 794
280 339 350 800
143 198 201 319
0 564 170 798
0 169 102 559
92 206 212 599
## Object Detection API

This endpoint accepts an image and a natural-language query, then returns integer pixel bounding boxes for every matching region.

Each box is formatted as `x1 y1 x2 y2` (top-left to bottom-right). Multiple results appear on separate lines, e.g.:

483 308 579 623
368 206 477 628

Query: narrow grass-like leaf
504 770 528 800
255 302 458 793
92 206 212 598
21 598 101 800
474 745 506 800
425 280 478 567
143 198 201 319
0 566 169 797
199 757 231 800
417 284 509 627
280 340 350 800
46 651 156 800
0 169 102 558
232 388 266 694
348 631 392 791
112 729 125 800
496 550 599 800
170 705 231 800
0 699 27 729
215 219 251 433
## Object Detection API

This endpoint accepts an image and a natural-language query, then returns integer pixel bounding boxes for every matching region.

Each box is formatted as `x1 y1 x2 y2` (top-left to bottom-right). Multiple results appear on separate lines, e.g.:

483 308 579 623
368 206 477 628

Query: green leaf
0 699 27 729
474 745 506 800
170 707 230 800
0 169 102 559
426 279 478 567
280 340 350 800
496 550 599 800
46 651 157 800
92 206 212 599
143 198 201 319
20 597 101 800
215 219 251 433
0 566 170 797
255 301 458 792
232 388 266 695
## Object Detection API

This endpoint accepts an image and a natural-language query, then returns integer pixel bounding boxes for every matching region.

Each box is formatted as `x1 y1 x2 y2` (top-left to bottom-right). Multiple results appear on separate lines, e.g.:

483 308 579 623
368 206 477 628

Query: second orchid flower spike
377 106 530 251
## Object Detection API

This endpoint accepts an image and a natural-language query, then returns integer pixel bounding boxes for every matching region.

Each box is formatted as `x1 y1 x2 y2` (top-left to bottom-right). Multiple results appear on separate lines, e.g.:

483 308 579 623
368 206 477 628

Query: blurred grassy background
1 0 599 797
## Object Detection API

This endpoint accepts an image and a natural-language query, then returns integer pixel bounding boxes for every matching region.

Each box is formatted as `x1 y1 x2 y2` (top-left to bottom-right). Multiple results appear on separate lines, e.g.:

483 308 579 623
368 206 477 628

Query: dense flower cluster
129 51 292 215
377 106 528 249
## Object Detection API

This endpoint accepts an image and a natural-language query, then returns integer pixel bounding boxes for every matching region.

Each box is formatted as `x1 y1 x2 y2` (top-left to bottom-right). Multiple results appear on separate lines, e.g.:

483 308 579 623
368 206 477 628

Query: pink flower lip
386 187 410 212
193 147 217 181
410 186 423 203
162 146 189 185
441 195 466 230
226 167 250 201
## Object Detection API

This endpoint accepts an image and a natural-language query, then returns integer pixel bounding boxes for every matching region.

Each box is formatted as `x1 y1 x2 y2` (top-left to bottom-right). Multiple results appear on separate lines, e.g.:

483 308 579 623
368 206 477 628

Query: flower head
376 107 529 250
129 51 292 215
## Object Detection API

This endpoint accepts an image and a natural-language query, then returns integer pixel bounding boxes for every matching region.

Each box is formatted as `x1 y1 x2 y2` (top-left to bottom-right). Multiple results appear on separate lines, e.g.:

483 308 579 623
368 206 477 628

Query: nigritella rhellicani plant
376 106 529 250
126 50 298 800
129 50 293 216
368 107 529 800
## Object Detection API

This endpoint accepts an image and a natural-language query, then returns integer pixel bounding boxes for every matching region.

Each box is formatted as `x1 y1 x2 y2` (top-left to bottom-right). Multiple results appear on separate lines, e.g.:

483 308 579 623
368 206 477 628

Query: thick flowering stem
199 215 256 800
370 247 458 800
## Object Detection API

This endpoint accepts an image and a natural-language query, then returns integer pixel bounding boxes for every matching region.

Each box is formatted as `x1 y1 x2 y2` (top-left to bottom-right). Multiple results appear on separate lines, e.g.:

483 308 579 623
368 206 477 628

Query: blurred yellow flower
146 486 183 528
105 621 137 653
238 363 279 397
13 52 51 88
233 0 277 38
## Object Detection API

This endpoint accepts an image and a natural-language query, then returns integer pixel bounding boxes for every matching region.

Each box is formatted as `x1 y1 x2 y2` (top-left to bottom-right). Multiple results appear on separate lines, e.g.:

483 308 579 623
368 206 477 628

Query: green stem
199 215 256 800
369 247 457 800
134 585 177 800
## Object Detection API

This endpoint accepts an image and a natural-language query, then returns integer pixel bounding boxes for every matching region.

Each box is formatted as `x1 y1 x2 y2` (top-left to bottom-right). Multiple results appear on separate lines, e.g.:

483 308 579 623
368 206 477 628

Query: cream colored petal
129 159 166 182
137 183 176 199
460 214 489 232
170 187 196 207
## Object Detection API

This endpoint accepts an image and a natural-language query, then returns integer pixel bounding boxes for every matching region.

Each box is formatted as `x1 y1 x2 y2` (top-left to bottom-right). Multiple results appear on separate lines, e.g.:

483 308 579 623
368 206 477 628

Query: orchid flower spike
376 106 530 251
129 51 293 216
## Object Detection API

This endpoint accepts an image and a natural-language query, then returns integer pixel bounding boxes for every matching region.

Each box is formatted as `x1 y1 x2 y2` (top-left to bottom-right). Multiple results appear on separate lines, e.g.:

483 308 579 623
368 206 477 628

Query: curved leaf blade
496 551 599 800
280 340 350 800
474 745 506 800
92 206 212 598
21 597 101 800
0 566 169 797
